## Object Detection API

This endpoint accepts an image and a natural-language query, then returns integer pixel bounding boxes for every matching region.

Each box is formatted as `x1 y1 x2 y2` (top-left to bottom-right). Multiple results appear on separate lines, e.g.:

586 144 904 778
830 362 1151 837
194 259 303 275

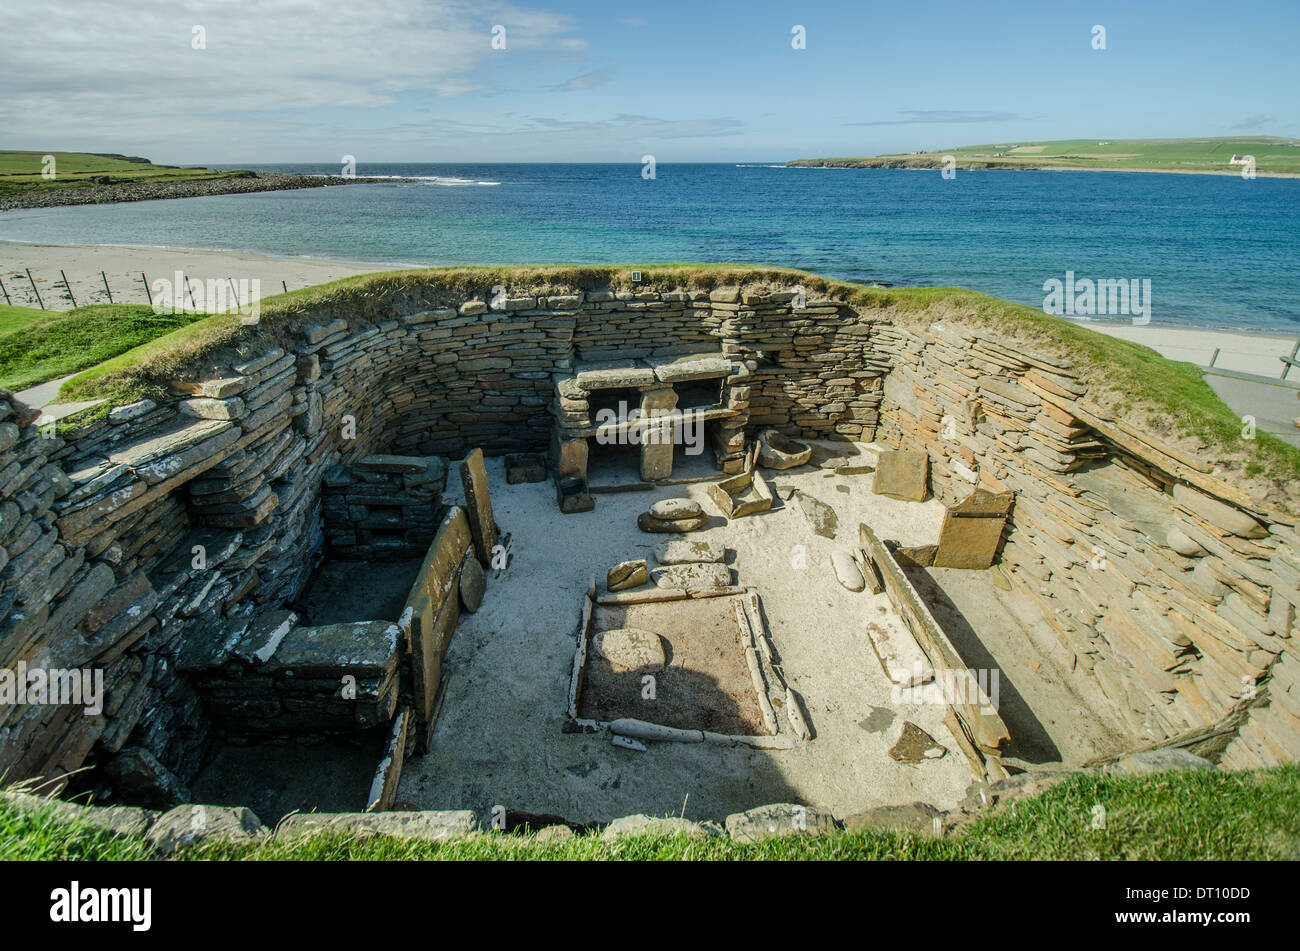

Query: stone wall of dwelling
873 321 1300 766
2 275 1296 804
0 281 891 799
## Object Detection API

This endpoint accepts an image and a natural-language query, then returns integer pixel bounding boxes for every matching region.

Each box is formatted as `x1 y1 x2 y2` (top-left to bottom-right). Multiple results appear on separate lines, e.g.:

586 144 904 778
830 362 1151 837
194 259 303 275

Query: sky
1 0 1297 165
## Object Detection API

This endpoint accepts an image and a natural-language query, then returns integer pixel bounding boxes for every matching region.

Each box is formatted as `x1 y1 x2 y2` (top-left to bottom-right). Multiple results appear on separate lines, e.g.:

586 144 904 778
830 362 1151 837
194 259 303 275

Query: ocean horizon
1 162 1296 334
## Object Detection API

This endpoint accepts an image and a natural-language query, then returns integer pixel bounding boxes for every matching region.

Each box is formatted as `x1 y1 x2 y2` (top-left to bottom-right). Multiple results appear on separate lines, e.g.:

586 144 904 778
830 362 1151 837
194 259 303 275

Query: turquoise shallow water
1 163 1296 332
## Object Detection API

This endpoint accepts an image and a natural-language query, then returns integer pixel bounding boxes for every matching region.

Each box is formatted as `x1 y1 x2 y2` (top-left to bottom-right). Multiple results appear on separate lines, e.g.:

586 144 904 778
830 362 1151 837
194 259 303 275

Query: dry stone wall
874 321 1300 766
0 273 1296 805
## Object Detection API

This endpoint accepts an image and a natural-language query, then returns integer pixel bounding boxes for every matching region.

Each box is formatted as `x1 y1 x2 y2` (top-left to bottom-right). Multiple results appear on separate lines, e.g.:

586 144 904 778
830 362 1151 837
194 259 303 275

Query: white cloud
0 0 586 146
550 67 615 92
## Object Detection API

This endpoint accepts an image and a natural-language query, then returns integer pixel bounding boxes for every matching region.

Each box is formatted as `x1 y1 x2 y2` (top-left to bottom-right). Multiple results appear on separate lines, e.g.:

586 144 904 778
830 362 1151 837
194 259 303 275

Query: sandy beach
0 241 395 314
2 240 1298 380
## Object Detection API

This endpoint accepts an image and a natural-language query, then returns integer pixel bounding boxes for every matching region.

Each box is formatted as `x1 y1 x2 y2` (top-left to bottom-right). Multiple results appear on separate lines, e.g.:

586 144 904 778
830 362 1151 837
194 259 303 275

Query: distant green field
0 150 251 199
789 136 1300 175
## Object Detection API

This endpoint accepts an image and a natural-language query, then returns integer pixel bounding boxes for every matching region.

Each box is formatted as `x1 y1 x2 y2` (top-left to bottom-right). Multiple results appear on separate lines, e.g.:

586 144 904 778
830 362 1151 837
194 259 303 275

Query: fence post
0 276 10 306
101 270 113 304
60 269 77 308
141 272 152 307
25 268 44 309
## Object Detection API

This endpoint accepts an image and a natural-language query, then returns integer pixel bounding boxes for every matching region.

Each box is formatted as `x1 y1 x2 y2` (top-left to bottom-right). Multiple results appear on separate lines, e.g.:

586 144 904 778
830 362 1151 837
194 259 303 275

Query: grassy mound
4 765 1297 861
0 303 210 391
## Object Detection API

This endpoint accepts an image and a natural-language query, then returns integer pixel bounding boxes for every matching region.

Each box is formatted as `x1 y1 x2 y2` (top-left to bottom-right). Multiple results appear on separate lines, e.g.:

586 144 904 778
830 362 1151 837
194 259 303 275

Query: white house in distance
1229 155 1253 165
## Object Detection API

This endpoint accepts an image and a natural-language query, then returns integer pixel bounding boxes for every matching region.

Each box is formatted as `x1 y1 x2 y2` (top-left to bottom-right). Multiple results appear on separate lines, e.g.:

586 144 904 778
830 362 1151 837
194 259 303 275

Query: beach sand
2 241 1297 380
0 241 390 314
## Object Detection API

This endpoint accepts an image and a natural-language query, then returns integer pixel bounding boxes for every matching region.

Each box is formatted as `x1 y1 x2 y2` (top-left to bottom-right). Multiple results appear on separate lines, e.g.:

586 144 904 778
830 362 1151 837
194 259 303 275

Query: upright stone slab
933 489 1014 569
459 448 497 567
872 449 930 502
406 506 471 724
640 424 675 481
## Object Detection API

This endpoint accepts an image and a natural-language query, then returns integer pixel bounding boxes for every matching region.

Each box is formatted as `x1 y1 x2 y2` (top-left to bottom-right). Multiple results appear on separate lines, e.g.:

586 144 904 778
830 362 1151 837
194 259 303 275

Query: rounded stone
649 497 703 520
1167 528 1206 557
831 549 866 591
593 628 667 673
459 554 485 612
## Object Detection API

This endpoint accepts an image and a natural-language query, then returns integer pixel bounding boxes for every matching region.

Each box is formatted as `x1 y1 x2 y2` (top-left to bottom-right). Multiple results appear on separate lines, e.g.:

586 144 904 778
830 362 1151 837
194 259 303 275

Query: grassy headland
0 151 385 211
787 136 1300 176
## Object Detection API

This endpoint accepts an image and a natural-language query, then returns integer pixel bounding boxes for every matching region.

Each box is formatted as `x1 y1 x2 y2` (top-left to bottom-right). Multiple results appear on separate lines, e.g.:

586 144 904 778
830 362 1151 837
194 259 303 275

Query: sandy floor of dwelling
397 446 995 826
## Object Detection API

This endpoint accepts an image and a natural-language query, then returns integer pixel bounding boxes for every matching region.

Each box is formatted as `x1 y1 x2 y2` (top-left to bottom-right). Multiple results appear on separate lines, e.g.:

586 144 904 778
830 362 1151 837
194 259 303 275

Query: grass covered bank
3 765 1297 861
0 303 209 391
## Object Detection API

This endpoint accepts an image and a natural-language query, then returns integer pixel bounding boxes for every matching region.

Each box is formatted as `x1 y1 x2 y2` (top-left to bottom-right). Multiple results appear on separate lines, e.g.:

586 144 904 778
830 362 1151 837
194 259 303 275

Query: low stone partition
859 522 1011 779
178 612 401 737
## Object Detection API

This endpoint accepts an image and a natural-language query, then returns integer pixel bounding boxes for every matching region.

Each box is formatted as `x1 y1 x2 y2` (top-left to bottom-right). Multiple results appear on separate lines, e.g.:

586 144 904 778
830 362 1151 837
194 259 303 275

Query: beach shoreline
0 240 1296 378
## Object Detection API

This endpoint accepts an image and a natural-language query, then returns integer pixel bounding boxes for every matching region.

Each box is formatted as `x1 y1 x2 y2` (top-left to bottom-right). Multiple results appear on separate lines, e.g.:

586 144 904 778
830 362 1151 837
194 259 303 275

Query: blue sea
1 163 1296 332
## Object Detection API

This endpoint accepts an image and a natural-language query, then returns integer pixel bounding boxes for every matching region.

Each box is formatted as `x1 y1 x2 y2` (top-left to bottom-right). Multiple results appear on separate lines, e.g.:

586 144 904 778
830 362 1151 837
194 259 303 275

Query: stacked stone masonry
0 277 1295 805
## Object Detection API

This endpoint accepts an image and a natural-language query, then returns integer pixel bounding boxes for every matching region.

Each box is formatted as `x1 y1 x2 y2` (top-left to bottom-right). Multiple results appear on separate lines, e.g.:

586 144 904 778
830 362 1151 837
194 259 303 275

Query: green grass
0 150 253 199
788 136 1300 175
0 303 210 391
4 765 1297 860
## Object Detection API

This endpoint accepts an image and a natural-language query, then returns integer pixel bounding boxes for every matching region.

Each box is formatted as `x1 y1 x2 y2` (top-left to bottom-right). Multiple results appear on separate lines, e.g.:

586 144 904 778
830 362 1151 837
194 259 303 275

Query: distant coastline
786 135 1300 179
784 158 1300 179
0 172 391 212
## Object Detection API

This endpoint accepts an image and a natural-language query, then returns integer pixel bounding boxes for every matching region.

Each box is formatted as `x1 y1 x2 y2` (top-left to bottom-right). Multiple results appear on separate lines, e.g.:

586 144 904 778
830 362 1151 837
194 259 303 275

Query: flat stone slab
460 448 498 567
655 538 725 565
607 559 648 591
651 563 732 589
842 802 942 835
232 610 297 665
277 810 478 842
601 815 715 842
265 620 401 678
724 803 837 842
1106 748 1215 776
147 805 267 855
1171 483 1266 538
575 363 657 390
593 628 667 673
796 492 838 539
873 449 930 502
889 721 948 764
649 497 703 520
654 354 730 383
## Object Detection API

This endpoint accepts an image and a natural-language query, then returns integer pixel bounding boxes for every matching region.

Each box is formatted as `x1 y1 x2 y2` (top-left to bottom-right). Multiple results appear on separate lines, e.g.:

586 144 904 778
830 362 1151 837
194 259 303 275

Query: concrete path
1201 369 1300 448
